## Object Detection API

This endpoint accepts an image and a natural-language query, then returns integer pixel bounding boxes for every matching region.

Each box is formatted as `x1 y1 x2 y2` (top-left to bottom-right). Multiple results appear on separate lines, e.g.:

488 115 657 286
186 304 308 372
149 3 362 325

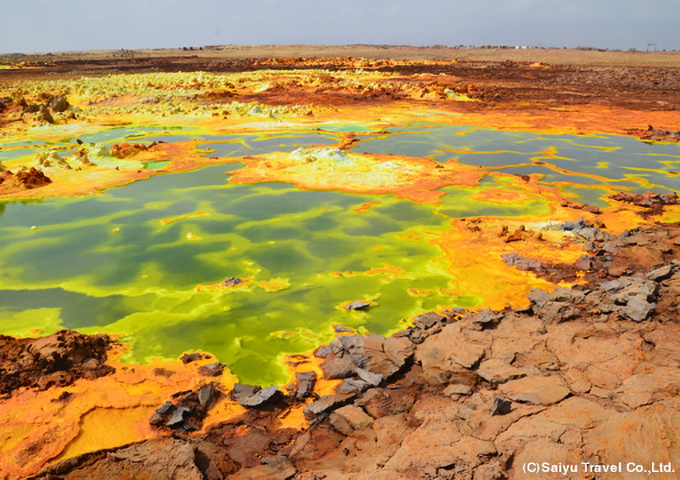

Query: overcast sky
1 0 678 54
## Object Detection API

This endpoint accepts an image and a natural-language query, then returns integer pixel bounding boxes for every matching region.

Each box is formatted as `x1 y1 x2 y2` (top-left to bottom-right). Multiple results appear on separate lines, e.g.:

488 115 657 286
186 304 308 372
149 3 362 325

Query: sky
1 0 679 54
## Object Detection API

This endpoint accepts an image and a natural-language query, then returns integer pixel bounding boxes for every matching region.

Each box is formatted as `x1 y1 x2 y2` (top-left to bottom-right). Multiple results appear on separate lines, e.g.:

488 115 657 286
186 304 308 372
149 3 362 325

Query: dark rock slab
313 343 332 358
232 383 283 408
333 325 353 333
344 300 371 310
338 378 369 395
562 217 614 241
603 276 657 322
646 264 673 281
527 288 549 308
166 407 191 428
413 311 446 329
36 105 54 124
623 297 656 322
304 393 356 417
148 412 165 426
502 252 542 270
198 385 216 410
156 401 174 415
149 385 222 431
294 371 317 400
540 303 581 323
491 397 512 416
355 367 383 386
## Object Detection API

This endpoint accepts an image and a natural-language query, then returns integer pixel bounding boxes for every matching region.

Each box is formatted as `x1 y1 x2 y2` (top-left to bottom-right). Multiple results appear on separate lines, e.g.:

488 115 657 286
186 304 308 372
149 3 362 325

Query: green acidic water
0 124 678 385
0 165 455 385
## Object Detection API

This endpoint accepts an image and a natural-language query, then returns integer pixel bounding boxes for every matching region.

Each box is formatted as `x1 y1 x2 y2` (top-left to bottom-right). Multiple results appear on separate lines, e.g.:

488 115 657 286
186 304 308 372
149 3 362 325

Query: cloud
384 3 404 16
509 0 534 12
2 0 680 53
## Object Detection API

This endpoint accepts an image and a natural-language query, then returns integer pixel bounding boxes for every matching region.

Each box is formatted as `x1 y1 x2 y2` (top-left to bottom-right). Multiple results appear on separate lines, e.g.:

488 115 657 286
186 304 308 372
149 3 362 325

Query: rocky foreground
18 221 680 479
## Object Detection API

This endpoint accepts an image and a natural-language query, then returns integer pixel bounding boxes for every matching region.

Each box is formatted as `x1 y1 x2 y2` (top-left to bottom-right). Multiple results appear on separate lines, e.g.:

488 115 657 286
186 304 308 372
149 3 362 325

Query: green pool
0 125 677 385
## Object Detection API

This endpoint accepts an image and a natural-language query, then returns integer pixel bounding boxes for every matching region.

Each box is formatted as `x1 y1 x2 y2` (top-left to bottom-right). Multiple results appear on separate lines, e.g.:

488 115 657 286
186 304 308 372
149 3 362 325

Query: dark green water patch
73 125 196 144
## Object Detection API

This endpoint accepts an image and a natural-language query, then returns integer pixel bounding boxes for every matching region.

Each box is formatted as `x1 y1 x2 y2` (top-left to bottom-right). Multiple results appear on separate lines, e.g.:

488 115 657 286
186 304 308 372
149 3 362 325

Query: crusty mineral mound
0 329 116 397
15 166 52 189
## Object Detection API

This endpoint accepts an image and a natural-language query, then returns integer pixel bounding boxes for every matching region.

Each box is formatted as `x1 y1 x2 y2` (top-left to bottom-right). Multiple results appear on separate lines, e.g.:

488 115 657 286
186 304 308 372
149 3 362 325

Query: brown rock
180 352 208 364
416 323 488 372
474 461 506 480
564 367 592 394
477 358 526 384
449 341 486 369
36 104 54 124
47 95 70 113
329 405 373 435
385 422 495 476
341 334 389 375
287 428 346 470
228 455 296 480
491 397 513 416
320 352 356 379
382 336 414 370
509 441 581 478
358 387 416 418
26 221 680 479
620 372 680 409
500 375 570 405
443 384 473 397
198 362 225 376
583 405 680 473
457 392 487 420
585 364 622 390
